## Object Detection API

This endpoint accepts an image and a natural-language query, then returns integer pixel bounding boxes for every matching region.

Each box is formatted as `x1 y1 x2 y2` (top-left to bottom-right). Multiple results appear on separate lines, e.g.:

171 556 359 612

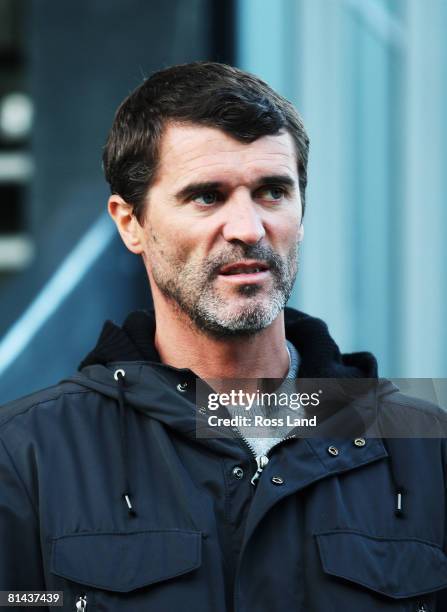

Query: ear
297 222 304 243
108 194 144 254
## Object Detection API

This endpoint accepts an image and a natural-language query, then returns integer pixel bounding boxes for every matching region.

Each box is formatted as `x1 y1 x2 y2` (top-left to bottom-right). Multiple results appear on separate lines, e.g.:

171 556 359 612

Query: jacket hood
78 307 379 379
71 307 395 440
73 307 396 435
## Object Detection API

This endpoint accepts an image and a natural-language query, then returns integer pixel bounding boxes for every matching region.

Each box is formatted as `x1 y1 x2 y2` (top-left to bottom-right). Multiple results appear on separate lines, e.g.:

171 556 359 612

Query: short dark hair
103 61 310 223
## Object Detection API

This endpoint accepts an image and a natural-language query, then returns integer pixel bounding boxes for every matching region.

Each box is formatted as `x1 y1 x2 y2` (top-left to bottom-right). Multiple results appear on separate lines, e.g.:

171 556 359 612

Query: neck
153 300 289 380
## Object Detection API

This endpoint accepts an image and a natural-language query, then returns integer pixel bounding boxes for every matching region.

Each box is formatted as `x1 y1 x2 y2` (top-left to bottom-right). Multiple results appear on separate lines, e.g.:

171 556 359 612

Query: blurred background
0 0 445 403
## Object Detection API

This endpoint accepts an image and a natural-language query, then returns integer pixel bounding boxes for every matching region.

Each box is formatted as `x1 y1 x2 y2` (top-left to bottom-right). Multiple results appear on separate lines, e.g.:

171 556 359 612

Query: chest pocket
315 530 447 608
50 529 202 610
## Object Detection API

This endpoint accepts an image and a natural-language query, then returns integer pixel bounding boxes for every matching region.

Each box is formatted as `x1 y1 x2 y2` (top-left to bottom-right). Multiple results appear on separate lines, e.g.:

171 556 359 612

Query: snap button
177 382 188 393
271 476 284 485
354 438 366 447
113 368 126 381
327 446 339 456
232 466 244 480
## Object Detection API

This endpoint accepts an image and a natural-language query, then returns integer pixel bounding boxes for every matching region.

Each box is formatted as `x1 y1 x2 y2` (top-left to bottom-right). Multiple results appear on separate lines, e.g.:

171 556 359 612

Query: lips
218 261 269 275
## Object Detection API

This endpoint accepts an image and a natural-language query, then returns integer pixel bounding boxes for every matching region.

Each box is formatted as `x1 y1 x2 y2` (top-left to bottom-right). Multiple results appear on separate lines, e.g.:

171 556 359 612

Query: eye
191 191 219 206
256 186 286 201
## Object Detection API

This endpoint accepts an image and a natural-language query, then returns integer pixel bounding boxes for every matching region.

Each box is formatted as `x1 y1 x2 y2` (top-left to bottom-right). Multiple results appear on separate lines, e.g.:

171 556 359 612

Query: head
106 62 310 338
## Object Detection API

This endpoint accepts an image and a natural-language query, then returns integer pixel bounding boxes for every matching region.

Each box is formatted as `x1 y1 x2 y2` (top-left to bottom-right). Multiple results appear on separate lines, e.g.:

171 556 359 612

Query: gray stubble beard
151 243 299 339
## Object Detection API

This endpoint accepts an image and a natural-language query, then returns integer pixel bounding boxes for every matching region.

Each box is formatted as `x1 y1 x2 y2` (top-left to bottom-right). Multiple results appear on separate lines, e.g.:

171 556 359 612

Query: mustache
206 244 284 278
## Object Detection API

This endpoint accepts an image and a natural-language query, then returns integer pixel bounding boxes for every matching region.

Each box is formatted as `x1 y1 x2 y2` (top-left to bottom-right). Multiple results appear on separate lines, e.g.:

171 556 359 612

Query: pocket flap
51 529 202 592
316 530 447 599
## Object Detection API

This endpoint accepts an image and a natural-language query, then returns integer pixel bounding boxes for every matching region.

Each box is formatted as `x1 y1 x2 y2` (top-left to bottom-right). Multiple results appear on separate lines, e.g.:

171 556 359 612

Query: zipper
218 402 298 486
250 454 269 485
237 431 257 460
75 595 87 611
232 431 298 611
237 431 297 486
250 434 297 485
234 428 268 486
265 433 297 456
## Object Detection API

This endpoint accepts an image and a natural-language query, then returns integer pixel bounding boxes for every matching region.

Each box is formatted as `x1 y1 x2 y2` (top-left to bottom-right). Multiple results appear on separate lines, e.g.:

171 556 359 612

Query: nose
221 194 266 245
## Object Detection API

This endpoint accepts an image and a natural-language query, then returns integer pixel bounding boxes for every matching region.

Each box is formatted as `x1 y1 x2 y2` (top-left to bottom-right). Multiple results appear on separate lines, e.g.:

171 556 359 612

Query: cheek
145 206 220 265
147 228 199 268
167 222 212 260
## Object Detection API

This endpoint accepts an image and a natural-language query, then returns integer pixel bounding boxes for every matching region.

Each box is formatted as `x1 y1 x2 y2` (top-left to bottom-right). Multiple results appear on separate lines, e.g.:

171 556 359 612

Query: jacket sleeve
0 435 46 589
436 438 447 606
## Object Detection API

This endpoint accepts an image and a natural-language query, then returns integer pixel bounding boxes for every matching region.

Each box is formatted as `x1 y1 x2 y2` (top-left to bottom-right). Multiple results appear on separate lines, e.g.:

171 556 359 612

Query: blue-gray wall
238 0 447 377
0 0 221 402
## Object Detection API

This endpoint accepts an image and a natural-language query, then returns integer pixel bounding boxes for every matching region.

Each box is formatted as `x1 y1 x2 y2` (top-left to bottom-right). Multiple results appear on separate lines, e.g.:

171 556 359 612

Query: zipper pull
251 455 269 486
75 595 87 611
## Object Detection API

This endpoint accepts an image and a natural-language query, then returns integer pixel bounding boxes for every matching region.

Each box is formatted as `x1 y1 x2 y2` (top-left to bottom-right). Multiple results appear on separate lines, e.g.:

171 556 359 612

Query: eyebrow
255 175 296 189
175 181 222 201
174 174 296 201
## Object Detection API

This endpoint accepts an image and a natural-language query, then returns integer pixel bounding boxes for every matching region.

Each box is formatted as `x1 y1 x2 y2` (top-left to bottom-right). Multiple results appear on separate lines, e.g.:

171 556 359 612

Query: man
1 62 447 611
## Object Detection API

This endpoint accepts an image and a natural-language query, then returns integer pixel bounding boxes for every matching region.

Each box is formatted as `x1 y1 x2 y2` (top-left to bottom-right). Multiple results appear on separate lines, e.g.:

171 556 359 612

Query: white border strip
0 213 115 377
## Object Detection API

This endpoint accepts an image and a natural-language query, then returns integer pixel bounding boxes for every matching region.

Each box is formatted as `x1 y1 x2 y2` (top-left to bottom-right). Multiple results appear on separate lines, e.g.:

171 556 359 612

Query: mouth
218 260 270 283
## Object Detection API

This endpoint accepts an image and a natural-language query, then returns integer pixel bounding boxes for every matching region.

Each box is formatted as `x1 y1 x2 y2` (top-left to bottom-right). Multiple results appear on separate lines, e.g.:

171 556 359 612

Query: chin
195 302 283 339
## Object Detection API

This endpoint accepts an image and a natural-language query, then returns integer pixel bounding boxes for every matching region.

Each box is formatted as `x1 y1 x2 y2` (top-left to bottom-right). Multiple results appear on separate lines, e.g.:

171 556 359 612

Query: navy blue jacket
1 309 447 611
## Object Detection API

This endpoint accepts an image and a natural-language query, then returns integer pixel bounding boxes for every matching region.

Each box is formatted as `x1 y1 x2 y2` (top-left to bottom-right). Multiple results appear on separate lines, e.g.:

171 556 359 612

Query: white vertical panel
290 0 356 350
349 6 393 374
401 0 446 376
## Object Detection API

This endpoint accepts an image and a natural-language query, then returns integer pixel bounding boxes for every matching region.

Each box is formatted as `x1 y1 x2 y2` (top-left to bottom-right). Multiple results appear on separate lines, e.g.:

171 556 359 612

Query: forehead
154 123 298 188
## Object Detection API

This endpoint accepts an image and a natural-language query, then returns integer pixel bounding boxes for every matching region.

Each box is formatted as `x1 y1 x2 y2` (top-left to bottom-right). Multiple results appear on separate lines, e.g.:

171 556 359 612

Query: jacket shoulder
0 381 92 430
378 386 447 437
382 389 446 416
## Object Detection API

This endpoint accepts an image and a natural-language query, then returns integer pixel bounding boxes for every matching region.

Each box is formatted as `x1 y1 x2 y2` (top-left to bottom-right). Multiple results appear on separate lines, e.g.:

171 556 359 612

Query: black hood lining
79 307 378 380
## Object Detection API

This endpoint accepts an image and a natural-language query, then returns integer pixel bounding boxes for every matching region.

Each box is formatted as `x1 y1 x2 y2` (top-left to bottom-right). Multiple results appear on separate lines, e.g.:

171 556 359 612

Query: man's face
138 123 303 337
